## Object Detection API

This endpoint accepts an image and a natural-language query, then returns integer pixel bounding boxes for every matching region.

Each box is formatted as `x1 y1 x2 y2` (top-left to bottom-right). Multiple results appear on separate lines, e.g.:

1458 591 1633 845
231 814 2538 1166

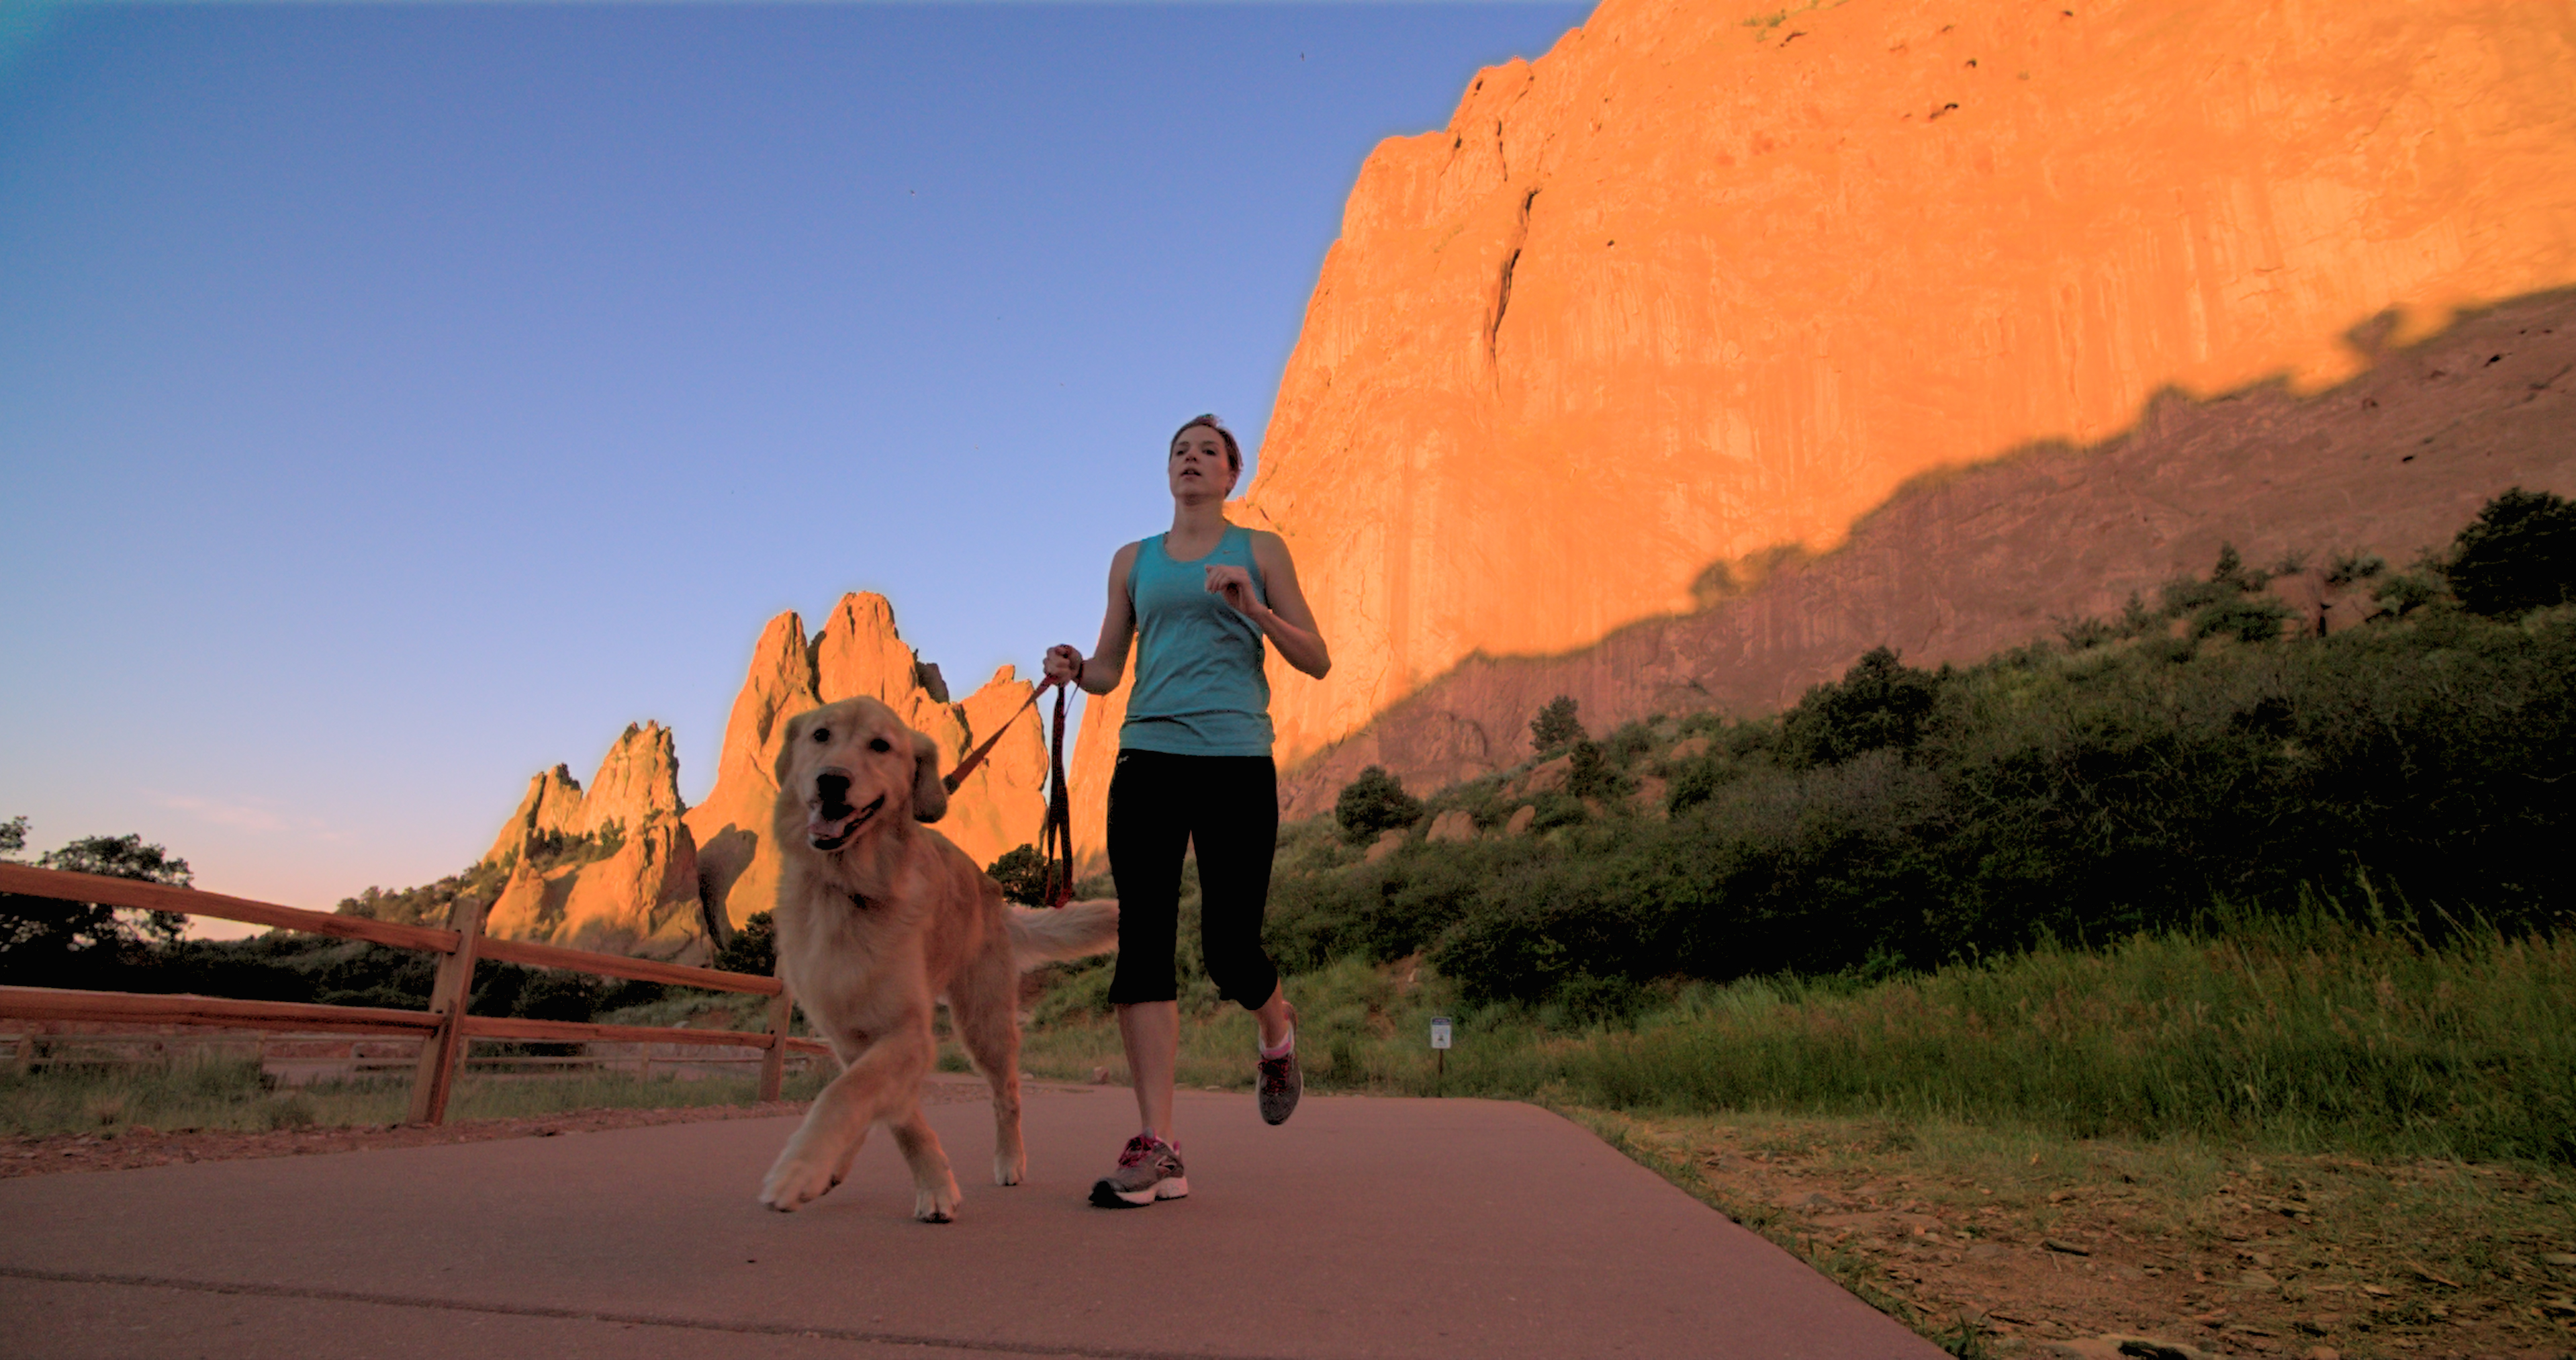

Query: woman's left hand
1204 563 1262 619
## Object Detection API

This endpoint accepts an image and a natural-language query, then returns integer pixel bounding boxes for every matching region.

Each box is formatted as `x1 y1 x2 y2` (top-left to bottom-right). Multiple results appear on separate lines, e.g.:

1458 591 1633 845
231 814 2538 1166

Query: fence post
406 895 486 1126
758 988 792 1103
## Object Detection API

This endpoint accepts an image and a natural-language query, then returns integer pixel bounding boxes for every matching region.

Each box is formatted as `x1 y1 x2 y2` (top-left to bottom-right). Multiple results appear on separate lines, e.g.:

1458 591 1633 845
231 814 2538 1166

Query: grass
15 909 2564 1168
1572 1107 2576 1356
1021 911 2576 1167
0 1054 831 1138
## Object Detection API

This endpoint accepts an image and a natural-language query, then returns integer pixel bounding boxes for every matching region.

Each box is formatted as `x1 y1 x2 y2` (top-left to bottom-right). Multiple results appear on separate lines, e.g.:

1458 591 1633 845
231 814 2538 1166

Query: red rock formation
485 722 705 958
677 594 1048 935
1066 0 2576 853
471 594 1048 956
680 611 822 940
946 666 1052 876
478 765 583 868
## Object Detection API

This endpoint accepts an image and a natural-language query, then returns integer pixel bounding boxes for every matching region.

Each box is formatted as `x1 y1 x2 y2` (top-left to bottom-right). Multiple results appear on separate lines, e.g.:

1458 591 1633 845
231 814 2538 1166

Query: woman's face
1168 425 1237 501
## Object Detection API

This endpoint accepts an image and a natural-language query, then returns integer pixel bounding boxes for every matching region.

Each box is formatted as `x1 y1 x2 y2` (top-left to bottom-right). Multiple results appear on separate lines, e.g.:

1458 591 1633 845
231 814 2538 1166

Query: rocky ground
1588 1110 2576 1360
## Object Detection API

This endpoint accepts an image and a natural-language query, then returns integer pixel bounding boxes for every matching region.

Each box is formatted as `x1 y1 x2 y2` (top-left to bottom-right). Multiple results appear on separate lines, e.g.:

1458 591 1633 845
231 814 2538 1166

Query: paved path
0 1083 1941 1359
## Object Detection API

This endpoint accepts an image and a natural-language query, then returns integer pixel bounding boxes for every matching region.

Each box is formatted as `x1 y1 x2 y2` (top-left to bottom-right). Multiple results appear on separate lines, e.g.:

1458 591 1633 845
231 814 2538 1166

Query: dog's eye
811 728 829 744
868 737 892 753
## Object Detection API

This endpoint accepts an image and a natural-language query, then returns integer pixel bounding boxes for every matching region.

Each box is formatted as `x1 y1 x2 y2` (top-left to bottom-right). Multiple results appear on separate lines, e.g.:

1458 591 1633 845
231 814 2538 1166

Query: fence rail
0 862 826 1123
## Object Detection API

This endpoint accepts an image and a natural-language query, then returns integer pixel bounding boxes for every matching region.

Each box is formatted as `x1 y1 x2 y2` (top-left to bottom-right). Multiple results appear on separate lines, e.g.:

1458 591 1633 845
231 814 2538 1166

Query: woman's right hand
1042 644 1086 689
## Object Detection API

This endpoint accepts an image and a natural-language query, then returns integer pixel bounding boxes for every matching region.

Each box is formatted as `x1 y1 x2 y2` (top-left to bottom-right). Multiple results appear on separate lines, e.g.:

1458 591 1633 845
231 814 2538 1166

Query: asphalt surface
0 1082 1941 1359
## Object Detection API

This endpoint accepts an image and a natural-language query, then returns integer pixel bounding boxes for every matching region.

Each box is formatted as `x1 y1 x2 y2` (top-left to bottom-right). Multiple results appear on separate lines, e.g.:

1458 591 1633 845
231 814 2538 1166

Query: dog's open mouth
807 792 884 852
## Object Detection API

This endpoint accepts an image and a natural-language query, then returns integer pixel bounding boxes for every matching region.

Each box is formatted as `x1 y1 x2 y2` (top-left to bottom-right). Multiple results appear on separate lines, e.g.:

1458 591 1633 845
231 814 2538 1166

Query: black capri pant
1104 749 1280 1009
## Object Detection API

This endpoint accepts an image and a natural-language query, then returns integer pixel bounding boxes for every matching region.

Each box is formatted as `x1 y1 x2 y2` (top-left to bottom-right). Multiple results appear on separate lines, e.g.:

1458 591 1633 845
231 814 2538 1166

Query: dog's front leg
759 1029 933 1213
888 1107 962 1223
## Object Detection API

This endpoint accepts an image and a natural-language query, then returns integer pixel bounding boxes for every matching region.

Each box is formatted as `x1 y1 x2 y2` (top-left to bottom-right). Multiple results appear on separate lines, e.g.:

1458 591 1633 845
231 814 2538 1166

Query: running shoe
1257 1046 1302 1126
1089 1133 1188 1208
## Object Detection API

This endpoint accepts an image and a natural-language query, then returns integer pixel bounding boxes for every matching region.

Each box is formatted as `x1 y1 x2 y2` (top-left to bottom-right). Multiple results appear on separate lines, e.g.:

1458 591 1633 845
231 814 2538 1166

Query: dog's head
773 696 949 854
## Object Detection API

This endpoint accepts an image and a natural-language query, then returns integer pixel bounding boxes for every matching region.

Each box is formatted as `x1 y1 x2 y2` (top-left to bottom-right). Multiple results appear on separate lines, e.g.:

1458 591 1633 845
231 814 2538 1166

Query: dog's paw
760 1156 841 1212
913 1174 961 1223
994 1150 1025 1187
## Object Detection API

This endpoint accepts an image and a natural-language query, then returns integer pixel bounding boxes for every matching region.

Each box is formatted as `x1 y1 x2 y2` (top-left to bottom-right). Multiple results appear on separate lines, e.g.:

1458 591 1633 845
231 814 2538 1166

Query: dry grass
1578 1107 2576 1359
0 1054 830 1139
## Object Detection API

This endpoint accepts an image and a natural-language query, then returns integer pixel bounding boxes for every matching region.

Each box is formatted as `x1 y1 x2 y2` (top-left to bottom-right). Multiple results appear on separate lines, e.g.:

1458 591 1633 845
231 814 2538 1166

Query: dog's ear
909 728 949 824
773 711 807 787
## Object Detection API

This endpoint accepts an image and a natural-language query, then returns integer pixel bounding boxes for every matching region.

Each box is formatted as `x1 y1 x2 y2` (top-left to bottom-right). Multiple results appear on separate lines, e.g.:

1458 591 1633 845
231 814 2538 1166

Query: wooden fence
0 862 831 1124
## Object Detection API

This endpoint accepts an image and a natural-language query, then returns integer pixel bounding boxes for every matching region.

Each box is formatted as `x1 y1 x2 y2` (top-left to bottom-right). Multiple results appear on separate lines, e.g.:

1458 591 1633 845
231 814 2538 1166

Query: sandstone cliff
474 594 1049 956
479 764 583 868
483 721 708 957
1068 0 2576 853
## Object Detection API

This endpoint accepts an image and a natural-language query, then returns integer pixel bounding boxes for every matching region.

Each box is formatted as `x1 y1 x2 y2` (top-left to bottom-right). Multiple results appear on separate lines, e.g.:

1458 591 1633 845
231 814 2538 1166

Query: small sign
1429 1016 1453 1050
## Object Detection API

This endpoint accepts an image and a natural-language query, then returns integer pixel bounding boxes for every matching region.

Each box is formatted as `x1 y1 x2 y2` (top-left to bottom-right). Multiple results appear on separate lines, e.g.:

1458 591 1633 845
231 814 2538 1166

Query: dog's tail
1006 899 1119 970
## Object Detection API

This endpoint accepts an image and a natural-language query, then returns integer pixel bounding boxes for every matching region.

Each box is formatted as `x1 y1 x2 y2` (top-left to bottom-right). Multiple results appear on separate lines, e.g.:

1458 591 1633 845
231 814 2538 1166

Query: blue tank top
1121 525 1275 756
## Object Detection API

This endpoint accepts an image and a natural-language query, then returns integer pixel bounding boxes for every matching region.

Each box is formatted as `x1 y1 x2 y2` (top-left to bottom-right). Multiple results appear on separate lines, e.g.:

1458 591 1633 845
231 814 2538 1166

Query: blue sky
1 1 1591 917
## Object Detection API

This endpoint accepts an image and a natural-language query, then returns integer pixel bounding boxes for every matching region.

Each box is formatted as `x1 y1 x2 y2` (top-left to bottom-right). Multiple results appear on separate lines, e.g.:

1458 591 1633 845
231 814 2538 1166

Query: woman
1043 413 1332 1210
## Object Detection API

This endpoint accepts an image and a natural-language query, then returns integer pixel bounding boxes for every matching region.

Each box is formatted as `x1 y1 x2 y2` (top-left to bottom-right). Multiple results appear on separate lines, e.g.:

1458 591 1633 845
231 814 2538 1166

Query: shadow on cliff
1276 285 2576 816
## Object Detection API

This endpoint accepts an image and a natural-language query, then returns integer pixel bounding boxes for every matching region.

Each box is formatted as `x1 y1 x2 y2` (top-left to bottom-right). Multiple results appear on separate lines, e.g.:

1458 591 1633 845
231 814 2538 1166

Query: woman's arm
1045 541 1140 694
1213 531 1331 680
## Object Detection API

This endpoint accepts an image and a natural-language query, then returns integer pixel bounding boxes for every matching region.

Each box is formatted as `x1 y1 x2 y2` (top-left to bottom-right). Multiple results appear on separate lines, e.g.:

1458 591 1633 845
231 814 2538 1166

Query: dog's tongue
807 808 857 840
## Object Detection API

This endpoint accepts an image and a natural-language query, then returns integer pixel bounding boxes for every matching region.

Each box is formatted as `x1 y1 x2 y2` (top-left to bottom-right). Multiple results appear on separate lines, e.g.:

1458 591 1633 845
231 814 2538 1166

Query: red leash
941 678 1078 907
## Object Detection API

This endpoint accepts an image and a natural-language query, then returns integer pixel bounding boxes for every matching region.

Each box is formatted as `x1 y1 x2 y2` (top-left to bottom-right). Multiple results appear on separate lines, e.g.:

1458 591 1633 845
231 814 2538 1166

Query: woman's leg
1105 752 1188 1140
1195 757 1298 1064
1116 1000 1178 1137
1250 983 1295 1051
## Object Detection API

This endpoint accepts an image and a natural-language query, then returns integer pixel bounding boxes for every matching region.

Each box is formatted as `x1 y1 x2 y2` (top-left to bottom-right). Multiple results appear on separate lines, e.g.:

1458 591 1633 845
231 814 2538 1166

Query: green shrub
1605 720 1658 764
2373 569 2446 617
1665 756 1728 814
2056 615 2119 650
711 910 776 977
2190 592 2293 642
1334 766 1425 844
1272 595 2574 1011
1530 696 1585 753
1566 740 1626 802
2446 486 2576 618
2325 549 2386 586
985 845 1058 906
1777 646 1943 769
1528 790 1590 831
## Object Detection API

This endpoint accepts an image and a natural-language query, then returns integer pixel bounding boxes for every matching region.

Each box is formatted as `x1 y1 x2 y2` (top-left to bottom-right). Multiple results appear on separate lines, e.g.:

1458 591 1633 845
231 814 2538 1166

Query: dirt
1590 1112 2576 1360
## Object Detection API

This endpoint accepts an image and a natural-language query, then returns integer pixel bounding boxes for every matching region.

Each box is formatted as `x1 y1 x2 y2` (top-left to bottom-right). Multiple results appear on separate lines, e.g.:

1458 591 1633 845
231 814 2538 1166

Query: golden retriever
760 695 1117 1220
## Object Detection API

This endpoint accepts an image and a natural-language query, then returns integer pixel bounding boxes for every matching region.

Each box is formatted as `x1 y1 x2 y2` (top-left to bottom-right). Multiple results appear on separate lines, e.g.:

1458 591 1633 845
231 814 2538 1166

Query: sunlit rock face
676 610 819 944
484 722 704 958
472 595 1046 956
479 765 584 868
677 594 1047 937
1062 0 2576 855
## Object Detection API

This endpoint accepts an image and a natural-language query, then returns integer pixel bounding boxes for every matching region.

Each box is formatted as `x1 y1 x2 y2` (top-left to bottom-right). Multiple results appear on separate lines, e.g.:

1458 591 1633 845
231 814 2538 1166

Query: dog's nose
815 770 852 811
